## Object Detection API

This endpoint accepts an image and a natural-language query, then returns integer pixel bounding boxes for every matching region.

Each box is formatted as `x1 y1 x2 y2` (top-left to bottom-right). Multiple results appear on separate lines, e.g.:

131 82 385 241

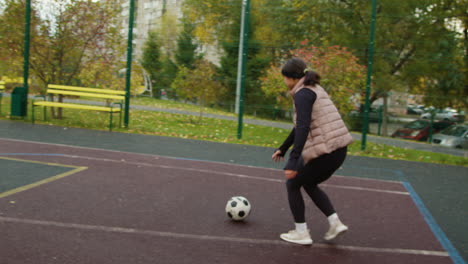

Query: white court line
53 153 410 196
0 137 402 184
0 216 448 257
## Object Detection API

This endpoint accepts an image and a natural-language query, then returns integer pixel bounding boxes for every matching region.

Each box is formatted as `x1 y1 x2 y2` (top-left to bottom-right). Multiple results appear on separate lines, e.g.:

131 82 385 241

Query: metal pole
124 0 135 127
361 0 377 151
428 111 435 143
377 105 382 136
23 0 32 112
236 0 250 139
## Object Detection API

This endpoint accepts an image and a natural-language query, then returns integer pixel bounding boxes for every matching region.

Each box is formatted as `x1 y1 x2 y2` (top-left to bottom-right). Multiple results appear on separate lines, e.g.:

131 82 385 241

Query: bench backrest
0 81 5 90
47 84 126 100
1 77 22 83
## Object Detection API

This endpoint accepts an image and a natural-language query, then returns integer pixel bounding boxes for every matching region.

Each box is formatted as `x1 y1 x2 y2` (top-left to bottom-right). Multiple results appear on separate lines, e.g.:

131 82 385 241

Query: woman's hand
284 170 298 179
272 150 284 162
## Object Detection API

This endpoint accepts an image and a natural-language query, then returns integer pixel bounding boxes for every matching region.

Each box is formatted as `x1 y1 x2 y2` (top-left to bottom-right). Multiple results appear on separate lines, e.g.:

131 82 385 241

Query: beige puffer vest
291 79 353 163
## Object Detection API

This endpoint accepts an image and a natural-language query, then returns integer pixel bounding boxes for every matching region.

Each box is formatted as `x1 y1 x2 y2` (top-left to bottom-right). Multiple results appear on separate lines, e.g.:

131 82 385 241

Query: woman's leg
285 177 306 223
302 185 335 217
281 177 313 245
297 147 347 216
299 147 349 240
285 147 346 221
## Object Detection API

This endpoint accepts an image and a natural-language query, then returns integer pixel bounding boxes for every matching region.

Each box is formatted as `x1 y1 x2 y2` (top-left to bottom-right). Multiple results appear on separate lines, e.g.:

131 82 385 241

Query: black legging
286 146 347 223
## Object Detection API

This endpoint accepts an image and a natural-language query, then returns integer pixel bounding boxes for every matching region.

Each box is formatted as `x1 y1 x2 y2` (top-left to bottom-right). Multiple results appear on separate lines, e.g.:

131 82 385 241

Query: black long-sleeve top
277 88 317 171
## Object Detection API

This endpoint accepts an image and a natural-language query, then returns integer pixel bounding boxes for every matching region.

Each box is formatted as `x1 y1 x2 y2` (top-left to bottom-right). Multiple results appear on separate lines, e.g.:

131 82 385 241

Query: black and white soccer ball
225 196 251 221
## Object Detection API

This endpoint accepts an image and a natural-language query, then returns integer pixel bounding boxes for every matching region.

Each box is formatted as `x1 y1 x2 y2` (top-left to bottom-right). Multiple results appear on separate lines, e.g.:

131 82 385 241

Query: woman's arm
277 128 295 156
284 89 316 171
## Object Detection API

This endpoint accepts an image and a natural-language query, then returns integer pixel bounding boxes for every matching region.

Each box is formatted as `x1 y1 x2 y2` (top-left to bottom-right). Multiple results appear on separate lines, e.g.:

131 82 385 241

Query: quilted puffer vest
291 79 353 163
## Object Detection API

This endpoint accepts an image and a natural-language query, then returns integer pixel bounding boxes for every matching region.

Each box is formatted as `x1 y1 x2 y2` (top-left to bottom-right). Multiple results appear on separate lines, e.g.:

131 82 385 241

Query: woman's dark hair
281 58 320 86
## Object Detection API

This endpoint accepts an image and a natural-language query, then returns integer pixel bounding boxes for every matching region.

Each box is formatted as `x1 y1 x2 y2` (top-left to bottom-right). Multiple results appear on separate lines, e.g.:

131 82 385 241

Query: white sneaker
324 222 348 241
280 230 313 245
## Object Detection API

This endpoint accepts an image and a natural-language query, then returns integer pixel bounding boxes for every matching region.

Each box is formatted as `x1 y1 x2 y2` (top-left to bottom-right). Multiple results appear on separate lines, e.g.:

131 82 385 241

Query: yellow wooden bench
2 76 22 83
32 84 126 131
0 81 5 115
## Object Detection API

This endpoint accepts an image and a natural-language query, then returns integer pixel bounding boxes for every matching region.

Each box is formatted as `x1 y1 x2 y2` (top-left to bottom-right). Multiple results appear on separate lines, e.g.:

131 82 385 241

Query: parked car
431 124 468 149
420 109 465 122
406 105 424 115
391 120 454 141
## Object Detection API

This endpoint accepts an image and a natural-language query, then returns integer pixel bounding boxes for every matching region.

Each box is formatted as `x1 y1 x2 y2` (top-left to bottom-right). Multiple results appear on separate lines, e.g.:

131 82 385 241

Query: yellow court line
0 156 84 168
0 156 88 199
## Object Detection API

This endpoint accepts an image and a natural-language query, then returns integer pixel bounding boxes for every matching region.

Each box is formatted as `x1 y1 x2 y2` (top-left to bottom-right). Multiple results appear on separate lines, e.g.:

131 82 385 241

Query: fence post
236 0 250 139
22 0 32 115
428 110 435 143
124 0 136 128
377 105 383 136
361 0 378 150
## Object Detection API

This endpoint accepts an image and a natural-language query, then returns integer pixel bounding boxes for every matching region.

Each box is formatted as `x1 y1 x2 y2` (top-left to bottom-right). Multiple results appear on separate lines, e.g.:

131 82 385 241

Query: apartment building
121 0 183 59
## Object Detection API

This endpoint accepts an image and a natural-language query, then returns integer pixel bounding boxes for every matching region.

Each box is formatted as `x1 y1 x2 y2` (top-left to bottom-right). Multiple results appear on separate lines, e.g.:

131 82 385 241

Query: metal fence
0 0 466 148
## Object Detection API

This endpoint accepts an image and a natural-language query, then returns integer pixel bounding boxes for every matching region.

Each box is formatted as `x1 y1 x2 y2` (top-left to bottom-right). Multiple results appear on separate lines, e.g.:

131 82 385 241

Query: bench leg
109 111 113 132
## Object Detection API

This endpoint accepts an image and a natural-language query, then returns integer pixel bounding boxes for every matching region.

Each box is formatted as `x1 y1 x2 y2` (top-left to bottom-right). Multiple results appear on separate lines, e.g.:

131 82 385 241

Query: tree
140 30 163 98
291 43 366 115
0 0 42 78
36 0 124 86
182 0 235 44
260 43 366 118
159 56 178 98
410 0 467 109
175 20 200 69
259 64 289 116
0 0 125 86
159 18 201 99
156 10 179 58
219 35 270 113
171 60 226 123
191 1 272 114
147 10 186 98
278 0 466 109
0 0 126 118
171 0 468 113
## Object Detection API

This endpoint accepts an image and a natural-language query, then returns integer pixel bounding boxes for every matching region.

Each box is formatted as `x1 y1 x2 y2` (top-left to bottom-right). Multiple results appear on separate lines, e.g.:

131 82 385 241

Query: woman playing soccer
272 58 353 245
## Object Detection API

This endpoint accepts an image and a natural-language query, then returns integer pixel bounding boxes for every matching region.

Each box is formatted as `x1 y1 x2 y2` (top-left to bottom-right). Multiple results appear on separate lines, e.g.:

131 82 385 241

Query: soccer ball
225 196 251 221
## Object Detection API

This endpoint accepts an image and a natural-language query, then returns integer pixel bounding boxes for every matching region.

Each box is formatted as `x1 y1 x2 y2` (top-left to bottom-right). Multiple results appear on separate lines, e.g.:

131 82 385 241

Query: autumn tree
260 43 366 118
171 59 226 123
0 0 42 78
182 0 234 44
269 1 466 109
183 0 271 113
0 0 126 118
0 0 125 86
33 0 125 87
410 0 467 109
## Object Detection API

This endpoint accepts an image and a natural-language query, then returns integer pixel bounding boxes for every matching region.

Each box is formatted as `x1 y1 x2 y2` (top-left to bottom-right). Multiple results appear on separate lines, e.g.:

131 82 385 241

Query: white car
432 125 468 149
421 109 464 122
